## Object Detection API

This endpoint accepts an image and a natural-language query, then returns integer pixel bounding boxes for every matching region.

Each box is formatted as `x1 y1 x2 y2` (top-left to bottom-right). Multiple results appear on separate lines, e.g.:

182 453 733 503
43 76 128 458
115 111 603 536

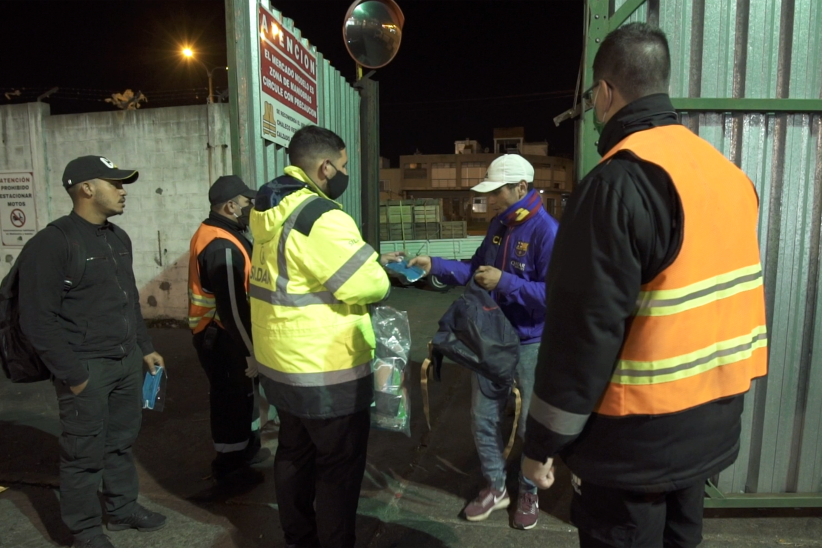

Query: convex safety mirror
343 0 405 69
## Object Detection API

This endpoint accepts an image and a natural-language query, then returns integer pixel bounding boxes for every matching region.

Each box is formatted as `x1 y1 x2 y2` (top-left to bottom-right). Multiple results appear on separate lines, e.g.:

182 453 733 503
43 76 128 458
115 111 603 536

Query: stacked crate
380 199 441 240
439 221 468 239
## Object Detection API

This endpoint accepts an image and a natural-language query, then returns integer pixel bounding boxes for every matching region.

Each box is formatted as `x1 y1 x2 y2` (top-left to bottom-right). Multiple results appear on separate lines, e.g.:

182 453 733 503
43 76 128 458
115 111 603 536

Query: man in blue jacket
409 154 558 530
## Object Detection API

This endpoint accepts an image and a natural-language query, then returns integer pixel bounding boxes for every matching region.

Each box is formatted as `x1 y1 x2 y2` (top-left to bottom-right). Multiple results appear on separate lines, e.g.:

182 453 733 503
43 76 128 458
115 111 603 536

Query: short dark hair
593 23 671 103
287 126 346 169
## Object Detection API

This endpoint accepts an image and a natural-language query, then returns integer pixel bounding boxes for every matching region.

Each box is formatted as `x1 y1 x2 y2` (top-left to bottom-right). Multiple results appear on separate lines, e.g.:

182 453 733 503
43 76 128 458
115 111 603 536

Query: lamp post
182 47 227 104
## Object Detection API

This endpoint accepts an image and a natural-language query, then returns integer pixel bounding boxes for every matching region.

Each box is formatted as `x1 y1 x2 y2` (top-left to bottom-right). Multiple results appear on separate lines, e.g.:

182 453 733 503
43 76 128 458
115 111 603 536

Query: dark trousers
571 478 705 548
274 407 371 548
54 348 143 541
193 328 257 468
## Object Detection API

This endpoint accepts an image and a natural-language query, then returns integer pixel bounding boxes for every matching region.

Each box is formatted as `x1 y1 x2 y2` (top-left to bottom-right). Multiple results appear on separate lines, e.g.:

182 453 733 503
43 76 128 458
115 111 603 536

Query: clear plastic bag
370 305 411 436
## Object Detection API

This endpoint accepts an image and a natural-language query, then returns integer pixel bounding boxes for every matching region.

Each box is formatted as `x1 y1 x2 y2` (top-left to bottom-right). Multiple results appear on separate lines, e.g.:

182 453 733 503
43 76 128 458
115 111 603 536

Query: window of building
431 162 457 187
472 197 487 213
533 166 552 188
552 168 567 189
462 162 487 187
495 138 523 154
379 180 389 192
403 163 427 179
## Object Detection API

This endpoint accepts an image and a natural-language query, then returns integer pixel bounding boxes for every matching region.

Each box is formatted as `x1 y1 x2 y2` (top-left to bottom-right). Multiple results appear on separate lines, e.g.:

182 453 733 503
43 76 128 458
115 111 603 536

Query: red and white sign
259 6 319 146
0 172 37 247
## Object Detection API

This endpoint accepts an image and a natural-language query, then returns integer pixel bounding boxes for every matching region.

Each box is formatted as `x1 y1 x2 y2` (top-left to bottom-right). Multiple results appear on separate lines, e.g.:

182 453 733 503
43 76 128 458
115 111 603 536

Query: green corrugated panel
229 4 362 227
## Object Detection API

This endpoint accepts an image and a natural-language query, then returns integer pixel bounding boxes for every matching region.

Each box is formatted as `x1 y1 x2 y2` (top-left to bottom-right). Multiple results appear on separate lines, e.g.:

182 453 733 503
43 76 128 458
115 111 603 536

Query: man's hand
474 265 502 290
245 356 259 378
143 352 165 375
380 251 406 266
70 379 89 395
407 255 432 275
522 456 555 490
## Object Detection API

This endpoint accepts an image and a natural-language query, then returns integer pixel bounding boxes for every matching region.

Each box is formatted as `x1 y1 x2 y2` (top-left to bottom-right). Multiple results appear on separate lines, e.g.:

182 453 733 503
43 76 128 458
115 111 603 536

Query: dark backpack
430 279 521 397
0 216 87 383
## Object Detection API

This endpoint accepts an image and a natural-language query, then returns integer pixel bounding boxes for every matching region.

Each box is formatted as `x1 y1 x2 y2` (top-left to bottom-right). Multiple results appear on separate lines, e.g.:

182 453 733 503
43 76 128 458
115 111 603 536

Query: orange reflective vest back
595 124 768 416
187 224 251 334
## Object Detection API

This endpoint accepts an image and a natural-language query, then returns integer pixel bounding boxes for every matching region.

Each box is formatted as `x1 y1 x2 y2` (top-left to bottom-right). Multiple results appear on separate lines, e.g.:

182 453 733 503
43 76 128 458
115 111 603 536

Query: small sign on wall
0 172 37 247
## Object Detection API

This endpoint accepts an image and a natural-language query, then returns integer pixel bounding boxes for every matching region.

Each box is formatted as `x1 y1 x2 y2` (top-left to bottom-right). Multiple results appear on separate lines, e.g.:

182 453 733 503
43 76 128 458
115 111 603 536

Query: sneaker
107 504 167 532
464 486 510 522
513 491 539 530
74 535 115 548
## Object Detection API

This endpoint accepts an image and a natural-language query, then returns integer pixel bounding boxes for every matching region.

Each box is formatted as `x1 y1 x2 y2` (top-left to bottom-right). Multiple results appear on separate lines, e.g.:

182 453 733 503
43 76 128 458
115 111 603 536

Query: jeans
470 342 539 494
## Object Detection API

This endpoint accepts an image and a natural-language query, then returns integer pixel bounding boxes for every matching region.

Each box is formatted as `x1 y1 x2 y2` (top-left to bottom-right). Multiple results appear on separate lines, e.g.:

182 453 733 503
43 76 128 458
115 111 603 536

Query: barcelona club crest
515 241 529 257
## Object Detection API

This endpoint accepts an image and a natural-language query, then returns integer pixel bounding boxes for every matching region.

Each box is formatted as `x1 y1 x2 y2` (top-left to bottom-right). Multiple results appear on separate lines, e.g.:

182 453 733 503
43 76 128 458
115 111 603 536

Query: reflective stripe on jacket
249 181 390 419
188 224 251 333
594 124 767 416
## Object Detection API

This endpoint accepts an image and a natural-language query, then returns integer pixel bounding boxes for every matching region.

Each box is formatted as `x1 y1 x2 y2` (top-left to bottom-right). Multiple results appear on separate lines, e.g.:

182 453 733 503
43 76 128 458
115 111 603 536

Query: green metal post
356 74 380 248
225 0 265 188
579 0 611 181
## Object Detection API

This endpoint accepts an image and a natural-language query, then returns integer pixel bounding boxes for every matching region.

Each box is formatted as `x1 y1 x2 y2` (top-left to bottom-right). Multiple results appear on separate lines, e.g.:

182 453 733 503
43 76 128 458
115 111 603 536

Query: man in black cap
18 156 167 548
187 175 270 484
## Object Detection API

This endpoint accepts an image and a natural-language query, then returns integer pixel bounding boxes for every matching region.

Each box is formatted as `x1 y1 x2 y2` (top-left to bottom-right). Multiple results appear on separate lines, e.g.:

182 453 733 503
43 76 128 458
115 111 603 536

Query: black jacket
195 213 253 354
19 211 154 386
524 94 745 492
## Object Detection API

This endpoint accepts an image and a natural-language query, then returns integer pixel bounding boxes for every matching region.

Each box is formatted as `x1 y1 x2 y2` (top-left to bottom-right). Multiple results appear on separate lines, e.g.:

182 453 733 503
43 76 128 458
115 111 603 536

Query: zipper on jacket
104 232 131 354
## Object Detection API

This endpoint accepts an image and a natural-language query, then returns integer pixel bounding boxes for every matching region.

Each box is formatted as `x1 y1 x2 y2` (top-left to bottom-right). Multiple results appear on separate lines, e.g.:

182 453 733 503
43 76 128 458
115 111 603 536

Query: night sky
1 0 583 164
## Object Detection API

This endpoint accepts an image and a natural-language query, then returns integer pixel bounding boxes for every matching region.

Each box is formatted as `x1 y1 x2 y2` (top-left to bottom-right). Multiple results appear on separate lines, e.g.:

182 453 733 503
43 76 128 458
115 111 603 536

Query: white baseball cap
471 154 535 193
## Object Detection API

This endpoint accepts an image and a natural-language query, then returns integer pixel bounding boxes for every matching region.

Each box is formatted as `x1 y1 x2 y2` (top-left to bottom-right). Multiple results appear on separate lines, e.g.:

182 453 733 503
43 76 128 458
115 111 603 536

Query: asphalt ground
2 286 821 547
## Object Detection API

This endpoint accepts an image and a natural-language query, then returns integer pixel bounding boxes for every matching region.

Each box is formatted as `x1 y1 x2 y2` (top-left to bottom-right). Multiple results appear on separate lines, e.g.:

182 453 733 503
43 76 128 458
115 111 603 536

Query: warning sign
258 5 319 146
0 172 37 247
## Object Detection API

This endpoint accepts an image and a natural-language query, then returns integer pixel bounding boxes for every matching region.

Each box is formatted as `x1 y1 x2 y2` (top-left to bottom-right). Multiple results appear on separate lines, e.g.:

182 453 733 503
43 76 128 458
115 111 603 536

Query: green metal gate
225 0 364 226
580 0 822 507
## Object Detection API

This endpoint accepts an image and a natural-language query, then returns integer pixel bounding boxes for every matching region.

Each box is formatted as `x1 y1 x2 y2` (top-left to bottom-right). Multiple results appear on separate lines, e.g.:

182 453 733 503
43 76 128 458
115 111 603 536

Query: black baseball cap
62 156 139 190
208 175 257 206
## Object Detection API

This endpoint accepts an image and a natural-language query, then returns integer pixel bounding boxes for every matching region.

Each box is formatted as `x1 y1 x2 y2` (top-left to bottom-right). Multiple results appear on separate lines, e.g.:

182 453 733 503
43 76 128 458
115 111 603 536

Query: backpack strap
107 221 131 251
47 216 86 294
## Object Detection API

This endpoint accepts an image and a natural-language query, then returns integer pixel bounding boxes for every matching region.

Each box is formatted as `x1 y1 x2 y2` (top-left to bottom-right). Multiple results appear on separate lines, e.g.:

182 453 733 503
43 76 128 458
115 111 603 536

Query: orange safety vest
187 223 252 334
595 124 768 416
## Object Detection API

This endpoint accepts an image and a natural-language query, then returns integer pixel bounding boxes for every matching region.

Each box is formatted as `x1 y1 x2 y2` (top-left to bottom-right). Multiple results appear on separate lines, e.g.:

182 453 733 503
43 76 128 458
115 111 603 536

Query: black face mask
235 203 253 229
326 162 349 199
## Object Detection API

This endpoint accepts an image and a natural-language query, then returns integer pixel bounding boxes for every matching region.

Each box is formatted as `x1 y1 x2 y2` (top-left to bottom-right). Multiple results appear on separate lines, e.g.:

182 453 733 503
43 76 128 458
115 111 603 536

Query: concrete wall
0 102 233 320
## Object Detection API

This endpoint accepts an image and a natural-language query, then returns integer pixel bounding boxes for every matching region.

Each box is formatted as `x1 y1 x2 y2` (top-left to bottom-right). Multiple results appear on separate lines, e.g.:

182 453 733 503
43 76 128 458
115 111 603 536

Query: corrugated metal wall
238 3 363 226
612 0 822 494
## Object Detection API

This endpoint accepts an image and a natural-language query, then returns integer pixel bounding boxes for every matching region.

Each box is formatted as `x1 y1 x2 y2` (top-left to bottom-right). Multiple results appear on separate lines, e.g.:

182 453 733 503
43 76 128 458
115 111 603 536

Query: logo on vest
251 266 272 285
515 241 529 257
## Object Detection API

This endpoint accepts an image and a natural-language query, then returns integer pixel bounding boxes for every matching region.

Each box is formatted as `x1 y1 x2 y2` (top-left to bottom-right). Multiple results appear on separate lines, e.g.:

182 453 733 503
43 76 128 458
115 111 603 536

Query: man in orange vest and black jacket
523 24 767 547
188 175 270 483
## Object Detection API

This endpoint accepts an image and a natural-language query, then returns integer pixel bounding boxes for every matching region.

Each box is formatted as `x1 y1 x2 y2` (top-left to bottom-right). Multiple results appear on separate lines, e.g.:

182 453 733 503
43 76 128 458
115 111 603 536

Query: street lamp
182 47 227 104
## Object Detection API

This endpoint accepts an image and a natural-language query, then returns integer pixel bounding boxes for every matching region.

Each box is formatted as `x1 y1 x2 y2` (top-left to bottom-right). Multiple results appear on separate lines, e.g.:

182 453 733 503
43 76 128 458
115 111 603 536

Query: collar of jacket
70 210 113 235
284 165 341 206
498 188 543 227
597 94 679 157
204 210 246 236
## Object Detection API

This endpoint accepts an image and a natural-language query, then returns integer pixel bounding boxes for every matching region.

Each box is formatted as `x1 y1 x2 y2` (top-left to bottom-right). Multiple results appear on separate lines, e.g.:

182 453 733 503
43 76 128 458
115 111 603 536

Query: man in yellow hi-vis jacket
249 125 395 548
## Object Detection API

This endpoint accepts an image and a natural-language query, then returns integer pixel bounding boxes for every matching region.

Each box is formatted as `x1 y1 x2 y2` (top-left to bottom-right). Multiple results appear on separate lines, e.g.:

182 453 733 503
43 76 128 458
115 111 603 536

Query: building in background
381 128 573 234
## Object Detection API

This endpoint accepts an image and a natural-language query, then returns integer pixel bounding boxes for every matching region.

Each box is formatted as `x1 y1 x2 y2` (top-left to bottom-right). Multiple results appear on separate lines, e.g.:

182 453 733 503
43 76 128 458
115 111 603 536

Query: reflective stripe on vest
188 224 251 334
594 124 767 417
248 196 378 308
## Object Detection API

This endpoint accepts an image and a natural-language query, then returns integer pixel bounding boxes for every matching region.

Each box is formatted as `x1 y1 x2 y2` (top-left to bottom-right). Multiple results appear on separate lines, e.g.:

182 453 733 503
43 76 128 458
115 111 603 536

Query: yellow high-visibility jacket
249 167 390 419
